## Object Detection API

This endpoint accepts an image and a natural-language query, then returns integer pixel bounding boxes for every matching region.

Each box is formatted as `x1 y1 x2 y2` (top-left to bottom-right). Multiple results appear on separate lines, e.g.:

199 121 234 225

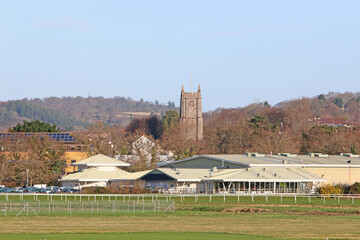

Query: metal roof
206 154 360 166
161 154 360 168
60 168 130 181
144 167 325 182
205 167 325 182
71 154 130 167
60 168 150 182
145 168 209 182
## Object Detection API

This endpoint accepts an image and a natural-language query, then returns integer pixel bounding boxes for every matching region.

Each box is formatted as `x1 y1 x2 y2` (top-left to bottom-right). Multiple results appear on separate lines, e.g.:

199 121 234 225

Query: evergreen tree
162 110 180 131
333 98 344 108
318 94 326 100
9 120 60 132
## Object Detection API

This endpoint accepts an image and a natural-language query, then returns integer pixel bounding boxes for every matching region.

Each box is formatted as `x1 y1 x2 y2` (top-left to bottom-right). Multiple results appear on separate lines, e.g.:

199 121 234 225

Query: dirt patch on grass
222 207 271 213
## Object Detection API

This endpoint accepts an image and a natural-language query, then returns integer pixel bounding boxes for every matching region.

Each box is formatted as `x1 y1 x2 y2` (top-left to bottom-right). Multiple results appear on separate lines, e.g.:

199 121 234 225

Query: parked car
0 188 12 193
23 188 32 193
12 187 25 193
35 188 52 194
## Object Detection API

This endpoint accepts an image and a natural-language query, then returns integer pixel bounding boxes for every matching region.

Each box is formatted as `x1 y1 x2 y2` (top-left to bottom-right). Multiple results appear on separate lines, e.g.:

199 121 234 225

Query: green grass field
1 194 360 239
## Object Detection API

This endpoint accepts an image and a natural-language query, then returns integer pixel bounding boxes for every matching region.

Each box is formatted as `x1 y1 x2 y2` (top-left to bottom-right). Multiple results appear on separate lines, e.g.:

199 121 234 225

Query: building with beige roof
142 161 325 194
60 154 141 188
60 152 358 194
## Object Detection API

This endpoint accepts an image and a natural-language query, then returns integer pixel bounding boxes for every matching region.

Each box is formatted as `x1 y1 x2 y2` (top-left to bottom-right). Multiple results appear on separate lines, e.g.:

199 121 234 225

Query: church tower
180 84 203 141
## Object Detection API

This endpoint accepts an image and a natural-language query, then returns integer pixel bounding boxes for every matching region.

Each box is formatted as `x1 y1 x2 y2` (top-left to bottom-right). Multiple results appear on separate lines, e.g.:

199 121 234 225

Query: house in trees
116 136 173 167
316 117 350 127
0 131 88 174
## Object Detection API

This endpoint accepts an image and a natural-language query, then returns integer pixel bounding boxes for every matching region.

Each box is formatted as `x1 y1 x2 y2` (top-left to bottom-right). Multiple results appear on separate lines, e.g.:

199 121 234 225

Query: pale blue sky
1 1 360 111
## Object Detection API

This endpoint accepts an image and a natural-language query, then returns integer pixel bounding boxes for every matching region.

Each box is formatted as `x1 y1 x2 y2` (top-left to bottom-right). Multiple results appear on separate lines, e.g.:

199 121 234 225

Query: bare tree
75 122 131 157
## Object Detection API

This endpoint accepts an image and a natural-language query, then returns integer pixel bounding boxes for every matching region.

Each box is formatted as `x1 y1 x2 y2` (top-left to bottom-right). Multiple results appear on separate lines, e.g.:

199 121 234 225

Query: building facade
180 84 203 141
60 153 360 193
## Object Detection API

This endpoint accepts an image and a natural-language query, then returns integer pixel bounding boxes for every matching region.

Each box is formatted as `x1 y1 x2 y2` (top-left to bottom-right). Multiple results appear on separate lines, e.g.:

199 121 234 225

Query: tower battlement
180 84 203 141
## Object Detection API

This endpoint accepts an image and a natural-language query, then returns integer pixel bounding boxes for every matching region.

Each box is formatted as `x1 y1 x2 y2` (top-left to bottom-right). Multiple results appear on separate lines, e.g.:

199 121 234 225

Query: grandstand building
60 153 360 194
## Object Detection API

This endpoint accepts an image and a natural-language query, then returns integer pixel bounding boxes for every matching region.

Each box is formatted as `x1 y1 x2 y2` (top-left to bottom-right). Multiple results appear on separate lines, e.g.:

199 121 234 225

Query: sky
1 1 360 111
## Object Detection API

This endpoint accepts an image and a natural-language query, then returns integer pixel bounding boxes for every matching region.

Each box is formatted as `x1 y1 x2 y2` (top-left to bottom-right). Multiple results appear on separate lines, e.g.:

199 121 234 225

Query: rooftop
160 154 360 168
71 154 130 167
145 167 324 182
60 168 149 181
206 154 360 166
0 132 76 142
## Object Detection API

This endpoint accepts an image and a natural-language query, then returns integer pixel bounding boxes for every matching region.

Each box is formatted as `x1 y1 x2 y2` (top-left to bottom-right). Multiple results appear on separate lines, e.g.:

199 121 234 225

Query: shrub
349 182 360 194
80 186 110 194
334 184 348 194
317 184 342 195
79 181 154 194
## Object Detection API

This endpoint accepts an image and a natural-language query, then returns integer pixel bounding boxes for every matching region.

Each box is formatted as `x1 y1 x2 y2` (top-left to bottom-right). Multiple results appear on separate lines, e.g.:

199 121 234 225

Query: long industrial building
60 153 360 194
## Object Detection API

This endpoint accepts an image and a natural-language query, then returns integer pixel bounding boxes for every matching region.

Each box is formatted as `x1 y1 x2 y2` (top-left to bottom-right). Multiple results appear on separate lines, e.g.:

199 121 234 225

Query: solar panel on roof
0 132 77 142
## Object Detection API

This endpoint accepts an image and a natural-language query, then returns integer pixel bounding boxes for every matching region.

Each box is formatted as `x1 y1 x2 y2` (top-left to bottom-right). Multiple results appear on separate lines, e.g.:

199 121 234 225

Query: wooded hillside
1 91 359 132
0 97 177 131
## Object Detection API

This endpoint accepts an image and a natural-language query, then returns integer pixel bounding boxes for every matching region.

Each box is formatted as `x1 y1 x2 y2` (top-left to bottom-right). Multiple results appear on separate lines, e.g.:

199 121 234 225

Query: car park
0 186 80 194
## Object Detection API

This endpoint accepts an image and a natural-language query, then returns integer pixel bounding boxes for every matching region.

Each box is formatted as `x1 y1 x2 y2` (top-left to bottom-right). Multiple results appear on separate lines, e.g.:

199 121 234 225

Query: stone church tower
180 84 203 141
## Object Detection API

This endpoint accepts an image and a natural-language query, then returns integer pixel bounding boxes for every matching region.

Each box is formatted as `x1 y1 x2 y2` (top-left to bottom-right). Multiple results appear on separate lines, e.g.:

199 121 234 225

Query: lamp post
26 169 29 187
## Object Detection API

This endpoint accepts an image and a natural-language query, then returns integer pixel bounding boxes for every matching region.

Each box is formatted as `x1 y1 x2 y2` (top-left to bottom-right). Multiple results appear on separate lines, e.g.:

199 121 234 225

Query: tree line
0 137 64 187
0 96 178 130
2 93 360 186
1 101 87 130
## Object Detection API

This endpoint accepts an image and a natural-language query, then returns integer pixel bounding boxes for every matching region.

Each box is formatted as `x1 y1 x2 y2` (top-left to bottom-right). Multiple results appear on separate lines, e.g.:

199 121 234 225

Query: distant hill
0 97 177 131
277 91 360 124
1 91 360 131
204 91 360 126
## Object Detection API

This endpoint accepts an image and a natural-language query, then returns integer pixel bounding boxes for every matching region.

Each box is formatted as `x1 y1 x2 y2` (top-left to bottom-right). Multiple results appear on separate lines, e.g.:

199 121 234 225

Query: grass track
1 213 359 239
1 194 360 207
2 195 360 239
0 232 308 240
